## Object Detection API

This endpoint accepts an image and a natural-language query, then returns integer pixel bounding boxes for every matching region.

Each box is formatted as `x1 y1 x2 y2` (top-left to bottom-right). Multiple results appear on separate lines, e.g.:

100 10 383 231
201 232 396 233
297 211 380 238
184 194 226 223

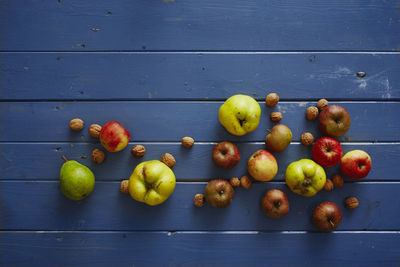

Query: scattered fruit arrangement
61 92 372 232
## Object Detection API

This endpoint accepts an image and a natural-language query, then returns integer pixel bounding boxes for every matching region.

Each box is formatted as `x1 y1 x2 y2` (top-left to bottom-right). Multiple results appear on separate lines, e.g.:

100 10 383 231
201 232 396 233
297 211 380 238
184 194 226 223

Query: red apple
312 201 342 232
341 150 372 179
261 189 290 218
99 121 131 152
319 105 351 137
204 179 235 208
212 141 240 169
247 150 278 182
312 137 343 167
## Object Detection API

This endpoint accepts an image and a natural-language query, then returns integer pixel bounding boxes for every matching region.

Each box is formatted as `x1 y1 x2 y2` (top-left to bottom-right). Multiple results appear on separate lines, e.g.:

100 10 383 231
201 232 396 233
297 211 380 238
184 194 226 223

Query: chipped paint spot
298 102 307 107
148 92 152 99
163 0 175 2
23 66 29 70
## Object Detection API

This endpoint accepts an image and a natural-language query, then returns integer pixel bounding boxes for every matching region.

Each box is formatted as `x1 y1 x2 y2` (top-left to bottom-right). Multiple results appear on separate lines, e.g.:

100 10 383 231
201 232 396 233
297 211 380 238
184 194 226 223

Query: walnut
270 112 282 122
69 118 84 131
301 132 314 146
161 153 176 168
306 106 319 120
332 174 344 188
193 193 205 207
229 177 241 188
120 180 129 194
345 197 359 209
181 136 194 148
317 99 329 111
131 145 146 157
323 178 334 191
265 93 279 107
240 175 252 189
91 149 105 164
88 124 102 138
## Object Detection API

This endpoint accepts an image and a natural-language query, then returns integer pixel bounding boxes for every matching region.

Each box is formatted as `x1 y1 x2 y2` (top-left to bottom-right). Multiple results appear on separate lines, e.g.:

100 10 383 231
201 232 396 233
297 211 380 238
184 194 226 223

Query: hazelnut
301 132 314 146
240 175 252 189
120 180 129 194
88 124 102 138
306 106 319 120
229 177 241 188
265 93 279 107
181 136 194 148
332 174 344 188
193 193 205 207
270 112 282 122
131 145 146 157
345 197 359 209
69 118 84 131
161 153 176 168
91 149 105 164
317 99 329 111
323 178 334 191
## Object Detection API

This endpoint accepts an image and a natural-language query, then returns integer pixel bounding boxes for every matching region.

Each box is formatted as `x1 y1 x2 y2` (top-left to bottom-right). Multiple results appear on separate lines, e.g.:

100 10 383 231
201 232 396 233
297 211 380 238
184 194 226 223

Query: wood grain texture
0 142 397 181
1 52 399 100
0 0 399 51
1 181 398 231
1 231 399 267
0 101 399 142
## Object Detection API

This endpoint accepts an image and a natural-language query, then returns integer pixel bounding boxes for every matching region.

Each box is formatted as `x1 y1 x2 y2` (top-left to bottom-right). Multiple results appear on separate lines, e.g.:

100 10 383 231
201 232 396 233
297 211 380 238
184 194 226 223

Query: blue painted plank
0 0 399 51
1 52 399 100
0 102 398 142
1 231 399 267
1 181 398 231
0 142 397 181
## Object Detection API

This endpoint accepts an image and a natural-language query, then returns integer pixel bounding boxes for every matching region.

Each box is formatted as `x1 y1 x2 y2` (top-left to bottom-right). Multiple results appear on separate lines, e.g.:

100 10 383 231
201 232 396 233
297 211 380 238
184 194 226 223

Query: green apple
218 94 261 136
126 160 176 206
285 159 326 197
59 159 95 201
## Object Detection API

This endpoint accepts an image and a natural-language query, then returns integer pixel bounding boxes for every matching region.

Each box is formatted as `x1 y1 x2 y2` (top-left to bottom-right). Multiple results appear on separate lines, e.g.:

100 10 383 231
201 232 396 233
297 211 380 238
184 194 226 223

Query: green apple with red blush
100 121 131 152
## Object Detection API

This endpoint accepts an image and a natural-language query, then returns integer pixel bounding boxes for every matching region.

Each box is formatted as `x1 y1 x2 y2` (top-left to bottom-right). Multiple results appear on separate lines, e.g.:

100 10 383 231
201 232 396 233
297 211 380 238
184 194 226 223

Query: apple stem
329 219 335 229
267 129 271 133
61 155 68 162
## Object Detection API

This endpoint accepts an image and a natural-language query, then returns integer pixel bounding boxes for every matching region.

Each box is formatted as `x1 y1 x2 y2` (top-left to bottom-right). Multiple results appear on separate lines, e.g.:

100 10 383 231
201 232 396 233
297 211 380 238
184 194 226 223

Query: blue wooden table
1 0 400 266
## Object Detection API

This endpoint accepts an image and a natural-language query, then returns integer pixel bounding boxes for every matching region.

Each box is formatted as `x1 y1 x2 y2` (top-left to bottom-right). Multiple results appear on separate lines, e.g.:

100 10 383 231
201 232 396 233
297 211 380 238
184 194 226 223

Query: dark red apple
204 179 235 208
312 201 342 232
312 137 343 167
319 105 351 137
261 189 290 218
212 141 240 169
341 150 372 179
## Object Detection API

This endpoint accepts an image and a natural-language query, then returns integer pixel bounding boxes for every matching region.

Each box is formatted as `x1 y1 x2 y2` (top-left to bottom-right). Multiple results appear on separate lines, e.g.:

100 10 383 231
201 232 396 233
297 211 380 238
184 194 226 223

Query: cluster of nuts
229 176 252 189
323 174 344 191
69 118 107 164
266 93 284 123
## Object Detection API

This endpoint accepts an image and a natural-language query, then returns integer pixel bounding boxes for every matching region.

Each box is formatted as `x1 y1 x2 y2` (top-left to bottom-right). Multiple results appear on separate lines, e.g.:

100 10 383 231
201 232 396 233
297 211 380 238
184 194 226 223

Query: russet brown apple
212 141 240 169
312 201 342 232
319 105 351 137
261 189 290 218
204 179 235 208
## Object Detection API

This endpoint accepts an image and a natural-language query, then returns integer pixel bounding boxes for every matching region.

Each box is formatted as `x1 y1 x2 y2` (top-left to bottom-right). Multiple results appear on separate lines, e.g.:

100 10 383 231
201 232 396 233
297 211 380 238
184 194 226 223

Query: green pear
59 156 95 200
265 124 293 152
